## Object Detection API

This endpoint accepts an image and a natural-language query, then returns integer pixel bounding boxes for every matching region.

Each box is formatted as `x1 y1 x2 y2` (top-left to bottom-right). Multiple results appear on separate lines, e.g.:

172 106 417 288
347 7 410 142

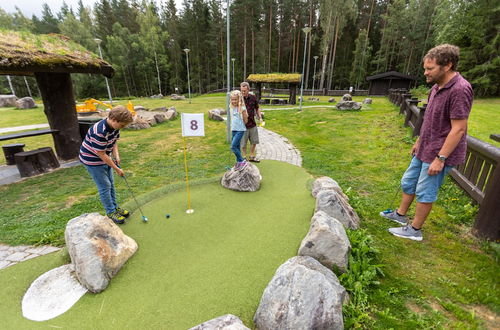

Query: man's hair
424 44 460 71
240 81 250 89
108 105 134 124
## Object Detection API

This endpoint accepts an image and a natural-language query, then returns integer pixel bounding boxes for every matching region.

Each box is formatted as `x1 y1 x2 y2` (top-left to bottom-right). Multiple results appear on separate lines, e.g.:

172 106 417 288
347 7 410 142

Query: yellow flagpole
183 137 194 213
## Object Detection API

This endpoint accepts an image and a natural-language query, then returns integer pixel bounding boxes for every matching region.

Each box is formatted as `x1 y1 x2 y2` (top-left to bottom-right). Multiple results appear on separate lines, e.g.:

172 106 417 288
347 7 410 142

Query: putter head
142 216 148 223
382 208 393 214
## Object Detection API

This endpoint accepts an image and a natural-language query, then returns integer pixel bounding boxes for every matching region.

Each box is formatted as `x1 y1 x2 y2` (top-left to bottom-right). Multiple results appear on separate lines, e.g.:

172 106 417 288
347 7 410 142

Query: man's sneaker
379 209 408 225
107 211 125 224
116 207 130 218
388 225 423 241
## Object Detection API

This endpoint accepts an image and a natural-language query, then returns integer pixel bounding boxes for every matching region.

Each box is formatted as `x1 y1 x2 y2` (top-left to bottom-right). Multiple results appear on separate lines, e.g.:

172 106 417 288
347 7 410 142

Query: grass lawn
0 94 499 328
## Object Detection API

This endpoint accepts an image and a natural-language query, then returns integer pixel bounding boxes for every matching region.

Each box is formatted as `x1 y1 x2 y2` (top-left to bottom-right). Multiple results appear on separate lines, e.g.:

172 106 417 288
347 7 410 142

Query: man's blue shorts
401 156 453 203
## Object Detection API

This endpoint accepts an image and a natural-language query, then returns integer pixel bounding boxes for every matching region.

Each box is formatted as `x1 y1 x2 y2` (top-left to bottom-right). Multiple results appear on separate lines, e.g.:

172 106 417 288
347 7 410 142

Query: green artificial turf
0 160 314 329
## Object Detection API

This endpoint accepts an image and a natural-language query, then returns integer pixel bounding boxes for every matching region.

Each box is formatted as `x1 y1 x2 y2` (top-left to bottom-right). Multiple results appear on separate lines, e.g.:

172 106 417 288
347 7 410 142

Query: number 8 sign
181 113 205 137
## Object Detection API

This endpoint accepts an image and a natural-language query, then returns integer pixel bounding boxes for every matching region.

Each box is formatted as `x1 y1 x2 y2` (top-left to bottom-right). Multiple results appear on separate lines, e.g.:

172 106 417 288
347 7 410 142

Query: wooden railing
388 89 500 240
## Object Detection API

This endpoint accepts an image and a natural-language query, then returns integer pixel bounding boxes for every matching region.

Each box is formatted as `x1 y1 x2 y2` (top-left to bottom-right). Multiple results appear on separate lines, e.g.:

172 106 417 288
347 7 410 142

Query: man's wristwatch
437 155 447 162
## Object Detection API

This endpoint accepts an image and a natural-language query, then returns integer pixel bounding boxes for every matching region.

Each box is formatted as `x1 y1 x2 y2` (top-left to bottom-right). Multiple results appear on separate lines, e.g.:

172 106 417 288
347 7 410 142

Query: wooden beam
1 64 114 78
34 72 82 160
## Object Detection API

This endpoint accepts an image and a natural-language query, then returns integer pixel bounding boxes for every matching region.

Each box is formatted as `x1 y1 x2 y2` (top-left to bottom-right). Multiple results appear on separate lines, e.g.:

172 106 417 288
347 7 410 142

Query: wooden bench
14 147 60 177
2 143 25 165
0 129 59 142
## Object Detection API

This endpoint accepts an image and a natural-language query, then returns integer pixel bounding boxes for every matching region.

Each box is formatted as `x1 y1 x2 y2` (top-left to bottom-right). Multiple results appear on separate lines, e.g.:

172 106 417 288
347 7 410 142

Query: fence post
400 93 412 114
404 99 420 127
474 164 500 240
413 104 426 137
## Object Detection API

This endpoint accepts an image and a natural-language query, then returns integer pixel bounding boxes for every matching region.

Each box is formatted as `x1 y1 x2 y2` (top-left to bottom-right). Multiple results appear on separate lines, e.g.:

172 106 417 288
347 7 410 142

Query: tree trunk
34 72 81 160
244 23 247 81
304 0 313 90
252 8 255 74
327 17 339 91
268 2 272 72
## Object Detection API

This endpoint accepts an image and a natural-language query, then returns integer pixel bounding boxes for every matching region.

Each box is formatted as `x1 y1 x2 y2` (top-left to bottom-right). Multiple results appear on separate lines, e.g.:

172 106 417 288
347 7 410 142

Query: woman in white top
229 90 248 170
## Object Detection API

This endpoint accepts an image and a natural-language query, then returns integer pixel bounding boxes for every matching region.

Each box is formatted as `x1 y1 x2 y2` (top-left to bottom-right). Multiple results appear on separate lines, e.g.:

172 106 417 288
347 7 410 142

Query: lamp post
231 58 235 90
225 0 231 143
183 48 191 104
312 55 318 97
94 38 113 106
299 25 312 111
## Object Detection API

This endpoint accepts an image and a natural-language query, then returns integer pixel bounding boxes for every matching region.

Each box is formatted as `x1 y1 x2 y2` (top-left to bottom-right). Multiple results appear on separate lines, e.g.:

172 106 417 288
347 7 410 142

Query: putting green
0 160 314 329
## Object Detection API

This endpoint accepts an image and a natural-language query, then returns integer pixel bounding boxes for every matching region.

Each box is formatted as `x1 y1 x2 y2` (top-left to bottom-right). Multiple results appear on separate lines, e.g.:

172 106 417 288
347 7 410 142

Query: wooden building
246 73 301 105
366 71 416 95
0 30 114 160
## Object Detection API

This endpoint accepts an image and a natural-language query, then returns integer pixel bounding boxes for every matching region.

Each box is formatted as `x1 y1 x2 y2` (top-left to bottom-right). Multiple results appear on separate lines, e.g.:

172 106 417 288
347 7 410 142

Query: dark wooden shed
246 73 301 105
0 30 114 160
366 71 416 95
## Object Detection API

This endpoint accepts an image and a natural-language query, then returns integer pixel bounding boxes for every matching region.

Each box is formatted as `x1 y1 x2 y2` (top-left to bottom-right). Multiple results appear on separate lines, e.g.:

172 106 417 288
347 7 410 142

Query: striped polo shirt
79 119 120 166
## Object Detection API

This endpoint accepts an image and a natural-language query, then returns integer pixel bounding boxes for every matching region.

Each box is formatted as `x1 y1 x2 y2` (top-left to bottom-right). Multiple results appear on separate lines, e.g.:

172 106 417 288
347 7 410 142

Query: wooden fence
388 89 500 240
205 88 369 96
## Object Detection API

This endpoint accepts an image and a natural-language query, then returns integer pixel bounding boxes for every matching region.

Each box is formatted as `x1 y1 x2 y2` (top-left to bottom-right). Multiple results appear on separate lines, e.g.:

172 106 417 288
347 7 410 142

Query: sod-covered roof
0 30 114 78
246 73 301 83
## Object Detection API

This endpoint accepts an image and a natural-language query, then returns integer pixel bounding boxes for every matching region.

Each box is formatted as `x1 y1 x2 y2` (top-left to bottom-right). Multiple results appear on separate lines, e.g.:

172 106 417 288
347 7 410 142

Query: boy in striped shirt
79 106 134 224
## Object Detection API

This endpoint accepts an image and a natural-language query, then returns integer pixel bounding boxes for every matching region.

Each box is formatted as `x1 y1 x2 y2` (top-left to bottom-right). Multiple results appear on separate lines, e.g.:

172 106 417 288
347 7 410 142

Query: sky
0 0 184 17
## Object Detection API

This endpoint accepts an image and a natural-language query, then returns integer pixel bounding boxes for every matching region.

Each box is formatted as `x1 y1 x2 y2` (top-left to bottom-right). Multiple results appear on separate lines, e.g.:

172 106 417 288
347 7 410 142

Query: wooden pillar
256 83 262 102
474 164 500 240
289 83 297 105
35 72 82 160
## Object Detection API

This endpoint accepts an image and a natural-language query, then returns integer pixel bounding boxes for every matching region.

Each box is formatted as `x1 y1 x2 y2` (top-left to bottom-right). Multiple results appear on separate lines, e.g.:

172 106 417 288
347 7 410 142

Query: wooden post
256 83 262 102
35 72 82 160
474 164 500 240
289 83 297 105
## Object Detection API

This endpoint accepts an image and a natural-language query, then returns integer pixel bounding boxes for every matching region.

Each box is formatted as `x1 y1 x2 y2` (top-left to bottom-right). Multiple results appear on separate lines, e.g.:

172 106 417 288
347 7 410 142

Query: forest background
0 0 498 99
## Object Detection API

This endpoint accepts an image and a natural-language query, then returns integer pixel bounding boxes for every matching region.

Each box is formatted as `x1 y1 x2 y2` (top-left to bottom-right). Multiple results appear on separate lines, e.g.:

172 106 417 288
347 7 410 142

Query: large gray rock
127 117 150 129
171 94 186 100
221 162 261 192
152 106 167 112
298 211 351 273
363 98 372 104
0 95 18 107
150 93 164 99
208 109 224 121
342 94 352 101
154 113 166 123
311 176 344 199
254 256 347 330
316 190 360 229
15 97 37 109
65 213 138 293
189 314 250 330
165 107 178 120
328 97 336 103
336 101 362 111
136 111 157 125
134 105 148 111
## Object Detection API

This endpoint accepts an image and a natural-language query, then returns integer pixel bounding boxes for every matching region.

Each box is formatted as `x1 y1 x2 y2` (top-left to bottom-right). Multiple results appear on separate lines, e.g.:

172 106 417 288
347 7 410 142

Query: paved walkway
256 127 302 167
0 244 61 270
0 124 49 134
0 127 301 270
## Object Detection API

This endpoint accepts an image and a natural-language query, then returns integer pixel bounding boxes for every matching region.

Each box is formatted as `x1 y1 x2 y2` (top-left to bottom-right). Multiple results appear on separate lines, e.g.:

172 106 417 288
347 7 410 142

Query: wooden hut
0 30 114 160
366 71 416 95
246 73 301 105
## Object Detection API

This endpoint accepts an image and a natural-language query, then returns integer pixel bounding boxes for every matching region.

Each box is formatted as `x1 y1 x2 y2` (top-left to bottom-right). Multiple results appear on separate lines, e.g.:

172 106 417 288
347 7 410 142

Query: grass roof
247 73 301 83
0 29 114 78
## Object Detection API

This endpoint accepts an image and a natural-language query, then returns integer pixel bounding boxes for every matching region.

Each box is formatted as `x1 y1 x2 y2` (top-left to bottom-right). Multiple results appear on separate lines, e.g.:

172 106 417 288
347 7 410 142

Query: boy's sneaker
107 211 125 224
237 160 248 171
116 207 130 218
388 225 423 241
379 209 408 225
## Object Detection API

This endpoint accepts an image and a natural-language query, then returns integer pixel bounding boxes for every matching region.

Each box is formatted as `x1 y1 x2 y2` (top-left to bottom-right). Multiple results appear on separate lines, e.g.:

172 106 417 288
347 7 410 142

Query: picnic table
0 128 59 142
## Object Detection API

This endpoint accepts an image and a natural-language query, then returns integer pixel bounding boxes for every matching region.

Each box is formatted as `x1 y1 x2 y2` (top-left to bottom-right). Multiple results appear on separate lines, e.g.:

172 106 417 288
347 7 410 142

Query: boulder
363 98 372 104
128 117 150 129
298 211 351 272
315 190 360 229
137 113 157 125
150 93 164 99
171 94 186 100
134 105 148 111
65 213 138 293
221 162 261 192
254 256 347 330
189 314 250 330
152 106 167 112
311 176 346 200
154 113 166 123
165 107 178 120
0 95 18 107
328 97 336 103
15 97 37 109
308 97 320 101
208 109 224 121
336 101 362 111
342 94 352 101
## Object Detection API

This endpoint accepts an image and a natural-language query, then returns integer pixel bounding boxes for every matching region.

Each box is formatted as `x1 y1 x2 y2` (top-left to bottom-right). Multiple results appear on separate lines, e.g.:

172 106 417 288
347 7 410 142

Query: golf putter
116 163 148 222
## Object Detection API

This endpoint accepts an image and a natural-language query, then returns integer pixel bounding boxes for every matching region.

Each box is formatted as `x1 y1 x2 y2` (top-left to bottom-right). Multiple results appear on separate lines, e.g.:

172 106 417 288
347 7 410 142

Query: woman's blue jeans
85 164 117 214
231 131 245 162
